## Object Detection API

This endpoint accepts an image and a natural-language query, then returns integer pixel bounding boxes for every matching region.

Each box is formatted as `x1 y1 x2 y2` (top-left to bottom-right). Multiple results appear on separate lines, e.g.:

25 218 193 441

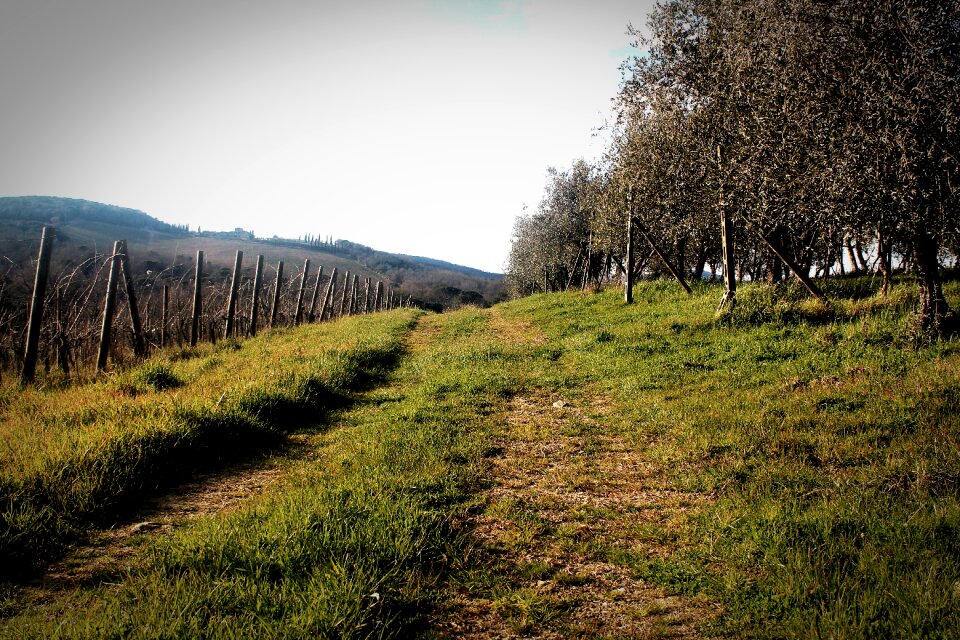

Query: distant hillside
399 254 502 279
0 196 186 235
0 196 505 310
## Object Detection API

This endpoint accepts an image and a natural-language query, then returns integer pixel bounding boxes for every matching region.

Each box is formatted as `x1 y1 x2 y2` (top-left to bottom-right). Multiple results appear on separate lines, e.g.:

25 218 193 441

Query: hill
0 196 505 310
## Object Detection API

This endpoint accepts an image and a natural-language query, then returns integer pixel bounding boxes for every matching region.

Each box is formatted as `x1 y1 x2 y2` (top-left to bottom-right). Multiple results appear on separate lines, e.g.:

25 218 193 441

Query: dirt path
4 452 292 613
431 311 720 638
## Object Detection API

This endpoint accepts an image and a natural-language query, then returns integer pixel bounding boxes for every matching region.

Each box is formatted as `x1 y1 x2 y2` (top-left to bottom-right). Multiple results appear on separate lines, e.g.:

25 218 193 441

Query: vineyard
3 225 408 385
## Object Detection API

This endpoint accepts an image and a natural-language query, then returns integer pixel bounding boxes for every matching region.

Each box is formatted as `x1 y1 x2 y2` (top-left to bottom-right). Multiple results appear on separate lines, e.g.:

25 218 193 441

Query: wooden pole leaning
294 258 309 326
307 265 324 322
269 260 284 328
248 254 264 336
338 271 351 318
190 250 204 346
755 232 826 302
97 241 123 370
117 240 146 356
633 220 692 294
224 250 243 338
319 267 337 321
21 226 55 384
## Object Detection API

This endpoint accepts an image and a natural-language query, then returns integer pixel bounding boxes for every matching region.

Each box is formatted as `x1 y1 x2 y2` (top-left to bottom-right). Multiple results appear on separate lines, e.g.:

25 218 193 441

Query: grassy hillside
2 278 959 638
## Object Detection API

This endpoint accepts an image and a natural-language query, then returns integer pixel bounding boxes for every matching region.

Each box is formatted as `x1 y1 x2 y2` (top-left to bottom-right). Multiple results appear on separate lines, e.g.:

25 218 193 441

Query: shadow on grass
0 339 410 583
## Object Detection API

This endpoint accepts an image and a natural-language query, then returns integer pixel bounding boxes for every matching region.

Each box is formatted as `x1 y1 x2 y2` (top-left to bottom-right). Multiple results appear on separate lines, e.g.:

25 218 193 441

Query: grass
0 310 417 577
2 275 960 638
491 277 960 638
1 308 532 637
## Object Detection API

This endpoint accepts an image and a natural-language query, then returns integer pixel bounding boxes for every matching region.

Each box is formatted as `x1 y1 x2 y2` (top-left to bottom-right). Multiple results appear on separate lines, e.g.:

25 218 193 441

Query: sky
0 0 652 273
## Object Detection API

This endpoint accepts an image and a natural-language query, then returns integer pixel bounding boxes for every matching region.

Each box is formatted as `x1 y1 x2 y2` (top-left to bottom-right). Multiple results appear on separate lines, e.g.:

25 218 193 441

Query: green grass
3 276 960 638
2 308 532 637
493 277 960 638
0 310 417 576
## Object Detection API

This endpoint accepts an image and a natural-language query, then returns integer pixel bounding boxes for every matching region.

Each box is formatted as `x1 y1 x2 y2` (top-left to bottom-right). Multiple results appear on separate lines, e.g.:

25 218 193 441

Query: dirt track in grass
3 452 293 615
430 309 720 638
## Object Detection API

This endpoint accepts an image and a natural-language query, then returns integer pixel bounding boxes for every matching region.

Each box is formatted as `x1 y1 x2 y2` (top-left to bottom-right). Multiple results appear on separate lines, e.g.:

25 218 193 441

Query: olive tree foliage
617 0 960 334
607 101 720 281
506 160 606 295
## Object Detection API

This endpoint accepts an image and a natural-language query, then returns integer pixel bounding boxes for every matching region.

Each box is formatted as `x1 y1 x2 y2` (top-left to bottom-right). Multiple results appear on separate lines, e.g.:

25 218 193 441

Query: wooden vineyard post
346 275 355 316
319 267 337 321
307 265 324 322
338 271 350 317
352 275 360 315
190 250 204 347
294 259 309 326
97 241 123 371
224 250 243 338
161 285 169 347
117 240 146 356
363 278 371 313
248 255 264 336
21 226 55 384
269 260 284 328
374 281 383 312
345 275 354 316
625 213 635 304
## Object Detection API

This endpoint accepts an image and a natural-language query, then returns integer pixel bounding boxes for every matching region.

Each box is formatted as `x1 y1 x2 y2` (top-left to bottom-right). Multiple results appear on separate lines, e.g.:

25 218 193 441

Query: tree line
507 0 959 336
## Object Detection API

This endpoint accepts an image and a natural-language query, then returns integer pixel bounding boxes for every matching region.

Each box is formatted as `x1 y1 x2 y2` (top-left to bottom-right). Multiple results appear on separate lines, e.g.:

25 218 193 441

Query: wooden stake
21 226 54 384
97 241 123 370
756 232 826 301
633 219 692 294
339 270 351 317
116 240 146 357
190 250 204 346
224 250 243 338
566 245 584 291
307 265 324 322
249 255 264 336
294 258 309 325
320 267 337 321
346 275 356 316
269 260 284 328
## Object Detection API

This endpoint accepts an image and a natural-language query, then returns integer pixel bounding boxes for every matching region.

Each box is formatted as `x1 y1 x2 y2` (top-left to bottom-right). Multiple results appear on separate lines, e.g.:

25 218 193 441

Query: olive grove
506 0 960 335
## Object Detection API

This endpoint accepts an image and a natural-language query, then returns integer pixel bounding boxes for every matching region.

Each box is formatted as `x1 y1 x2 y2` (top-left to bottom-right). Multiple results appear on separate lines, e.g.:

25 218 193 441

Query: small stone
129 521 161 534
553 400 568 408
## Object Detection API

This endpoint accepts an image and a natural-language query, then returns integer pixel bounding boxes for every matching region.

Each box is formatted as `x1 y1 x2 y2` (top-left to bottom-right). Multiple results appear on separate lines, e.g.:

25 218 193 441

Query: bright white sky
0 0 651 273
